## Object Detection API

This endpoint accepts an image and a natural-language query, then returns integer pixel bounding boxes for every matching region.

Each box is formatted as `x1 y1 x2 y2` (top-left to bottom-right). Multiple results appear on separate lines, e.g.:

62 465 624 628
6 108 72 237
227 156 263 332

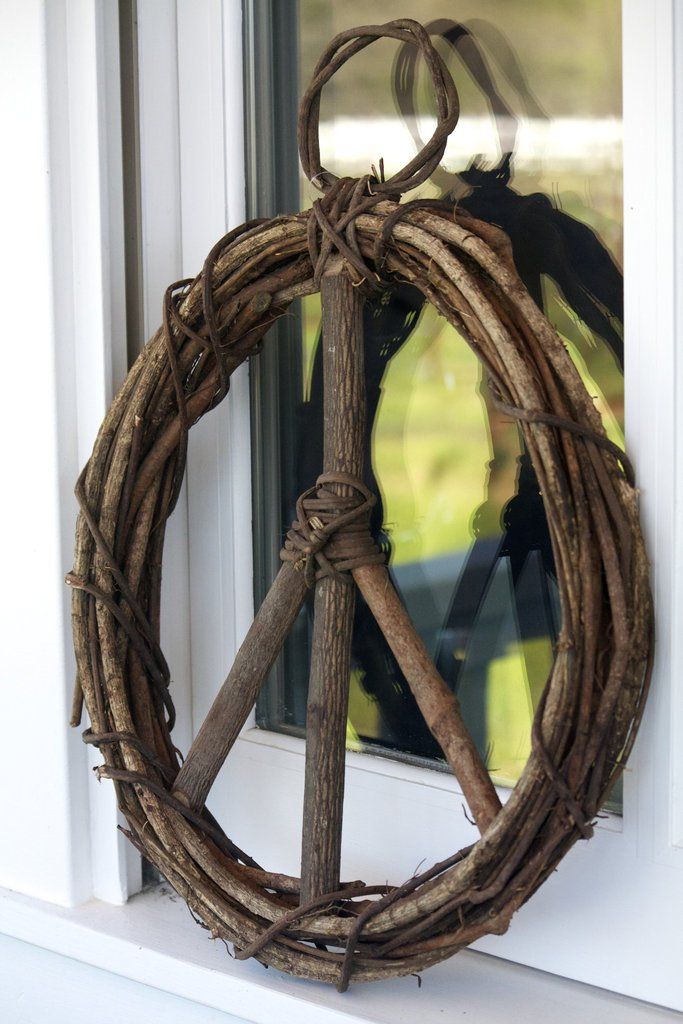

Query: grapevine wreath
69 20 653 990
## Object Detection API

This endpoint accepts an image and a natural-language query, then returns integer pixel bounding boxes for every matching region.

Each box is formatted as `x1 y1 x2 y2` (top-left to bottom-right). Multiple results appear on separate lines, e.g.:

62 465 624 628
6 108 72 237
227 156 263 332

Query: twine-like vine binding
280 473 384 585
68 19 653 990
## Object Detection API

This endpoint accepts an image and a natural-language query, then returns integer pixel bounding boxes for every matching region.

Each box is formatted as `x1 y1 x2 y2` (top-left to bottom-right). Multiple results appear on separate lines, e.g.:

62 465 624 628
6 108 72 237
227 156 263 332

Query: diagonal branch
172 562 307 811
353 563 502 833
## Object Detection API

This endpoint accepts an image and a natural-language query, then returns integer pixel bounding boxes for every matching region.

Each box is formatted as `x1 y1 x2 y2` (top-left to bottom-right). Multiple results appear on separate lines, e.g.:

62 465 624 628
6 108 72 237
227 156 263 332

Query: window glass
255 1 624 802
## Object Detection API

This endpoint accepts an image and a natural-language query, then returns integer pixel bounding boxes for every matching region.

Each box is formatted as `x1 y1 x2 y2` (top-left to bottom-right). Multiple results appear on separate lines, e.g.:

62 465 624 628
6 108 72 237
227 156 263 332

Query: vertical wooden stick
300 263 365 902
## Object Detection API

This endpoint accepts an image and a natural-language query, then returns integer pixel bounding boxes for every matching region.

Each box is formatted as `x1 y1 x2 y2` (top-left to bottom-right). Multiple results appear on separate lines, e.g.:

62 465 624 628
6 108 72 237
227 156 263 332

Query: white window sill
236 727 624 834
0 885 673 1024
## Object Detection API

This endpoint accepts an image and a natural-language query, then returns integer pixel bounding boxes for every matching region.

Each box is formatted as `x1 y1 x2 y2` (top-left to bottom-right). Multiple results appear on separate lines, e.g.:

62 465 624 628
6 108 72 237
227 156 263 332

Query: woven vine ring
69 19 653 990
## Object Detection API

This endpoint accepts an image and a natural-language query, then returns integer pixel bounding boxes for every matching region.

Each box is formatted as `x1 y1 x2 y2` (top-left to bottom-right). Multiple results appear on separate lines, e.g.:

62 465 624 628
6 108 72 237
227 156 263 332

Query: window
3 0 681 1014
251 0 625 802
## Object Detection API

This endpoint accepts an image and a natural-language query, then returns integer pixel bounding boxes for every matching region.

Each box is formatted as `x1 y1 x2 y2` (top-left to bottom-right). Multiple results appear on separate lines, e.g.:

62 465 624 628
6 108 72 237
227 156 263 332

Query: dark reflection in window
256 1 623 800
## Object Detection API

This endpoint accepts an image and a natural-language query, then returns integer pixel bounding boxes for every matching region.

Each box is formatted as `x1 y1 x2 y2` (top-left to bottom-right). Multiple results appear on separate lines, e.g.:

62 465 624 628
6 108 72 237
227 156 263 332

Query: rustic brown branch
353 563 501 832
300 264 366 902
172 563 308 811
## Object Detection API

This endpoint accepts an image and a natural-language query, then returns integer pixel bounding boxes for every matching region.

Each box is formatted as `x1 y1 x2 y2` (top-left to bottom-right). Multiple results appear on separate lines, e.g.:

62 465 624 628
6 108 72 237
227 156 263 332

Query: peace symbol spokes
172 20 501 902
172 261 501 898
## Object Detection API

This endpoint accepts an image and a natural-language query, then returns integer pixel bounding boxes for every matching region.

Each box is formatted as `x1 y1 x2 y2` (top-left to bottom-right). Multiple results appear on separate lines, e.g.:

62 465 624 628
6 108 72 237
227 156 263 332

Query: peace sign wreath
68 20 653 990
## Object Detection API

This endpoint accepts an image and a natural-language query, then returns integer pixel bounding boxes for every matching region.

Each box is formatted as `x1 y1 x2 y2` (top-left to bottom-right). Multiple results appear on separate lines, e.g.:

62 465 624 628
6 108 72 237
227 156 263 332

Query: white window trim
0 0 139 908
1 0 681 1019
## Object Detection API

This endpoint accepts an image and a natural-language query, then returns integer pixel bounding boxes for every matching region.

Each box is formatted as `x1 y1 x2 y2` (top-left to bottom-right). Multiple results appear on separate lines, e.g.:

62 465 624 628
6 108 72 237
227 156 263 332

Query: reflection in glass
257 1 624 803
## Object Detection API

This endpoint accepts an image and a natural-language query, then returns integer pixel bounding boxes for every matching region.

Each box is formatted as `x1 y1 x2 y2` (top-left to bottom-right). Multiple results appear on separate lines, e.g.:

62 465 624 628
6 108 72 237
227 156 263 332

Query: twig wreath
69 20 653 990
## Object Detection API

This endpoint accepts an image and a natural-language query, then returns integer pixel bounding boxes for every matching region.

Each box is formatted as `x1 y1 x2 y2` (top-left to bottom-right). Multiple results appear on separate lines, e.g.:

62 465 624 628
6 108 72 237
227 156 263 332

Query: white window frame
1 0 681 1019
187 0 683 1009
